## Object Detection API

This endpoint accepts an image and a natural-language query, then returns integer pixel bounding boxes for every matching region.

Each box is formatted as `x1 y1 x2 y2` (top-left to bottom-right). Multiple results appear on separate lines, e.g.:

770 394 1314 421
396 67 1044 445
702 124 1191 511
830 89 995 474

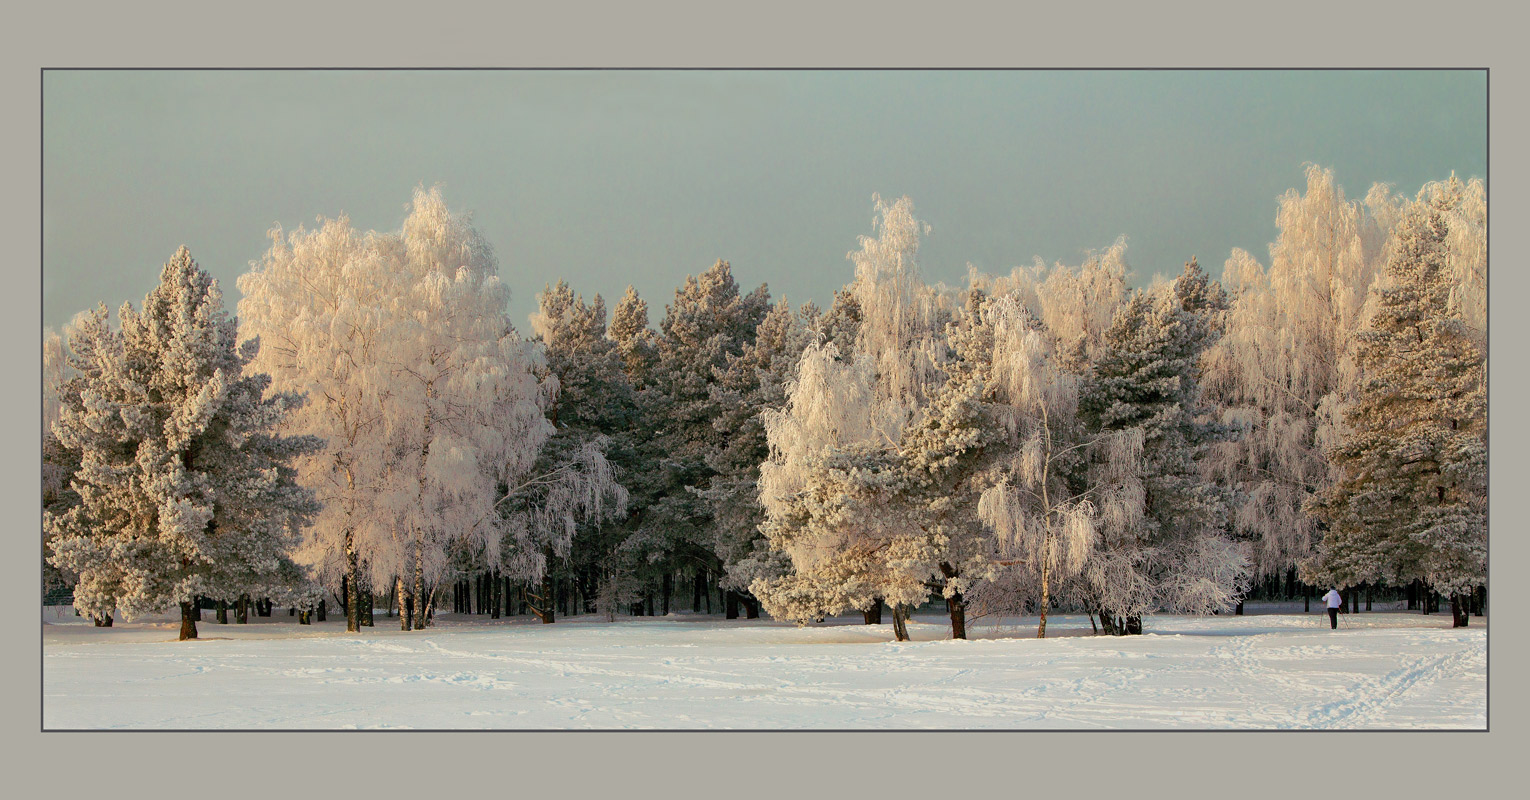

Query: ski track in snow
41 611 1486 730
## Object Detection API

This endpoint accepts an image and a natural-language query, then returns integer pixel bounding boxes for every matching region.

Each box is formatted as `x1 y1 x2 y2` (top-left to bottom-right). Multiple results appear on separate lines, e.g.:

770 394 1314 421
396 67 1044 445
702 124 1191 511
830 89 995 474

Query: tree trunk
1451 593 1468 628
93 613 113 627
1124 615 1142 635
863 597 883 625
344 528 360 632
704 572 712 614
398 576 412 631
725 590 739 620
891 603 911 642
361 584 374 626
1475 585 1486 617
317 598 326 622
236 595 249 624
412 538 427 630
178 601 198 640
189 597 203 621
215 599 227 624
1234 600 1243 616
491 569 501 620
1037 562 1051 639
947 592 967 640
743 596 759 619
533 576 555 624
937 564 967 640
1350 587 1359 614
692 572 703 613
661 573 672 616
1304 591 1310 613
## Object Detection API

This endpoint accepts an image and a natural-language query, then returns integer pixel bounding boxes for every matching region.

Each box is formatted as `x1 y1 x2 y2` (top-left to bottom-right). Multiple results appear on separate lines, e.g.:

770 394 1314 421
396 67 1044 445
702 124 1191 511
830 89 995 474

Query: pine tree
1076 259 1246 634
894 287 1003 639
527 280 633 621
704 298 813 617
754 342 930 635
755 197 952 640
628 260 769 615
46 248 321 640
609 285 659 387
1307 190 1486 627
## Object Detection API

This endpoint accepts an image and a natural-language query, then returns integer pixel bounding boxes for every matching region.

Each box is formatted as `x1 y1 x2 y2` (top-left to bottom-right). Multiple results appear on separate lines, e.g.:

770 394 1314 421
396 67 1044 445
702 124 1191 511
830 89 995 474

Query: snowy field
42 605 1486 730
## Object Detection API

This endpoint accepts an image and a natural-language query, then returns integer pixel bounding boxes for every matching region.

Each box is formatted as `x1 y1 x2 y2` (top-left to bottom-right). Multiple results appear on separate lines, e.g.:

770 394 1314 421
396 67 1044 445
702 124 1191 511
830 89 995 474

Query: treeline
41 167 1487 641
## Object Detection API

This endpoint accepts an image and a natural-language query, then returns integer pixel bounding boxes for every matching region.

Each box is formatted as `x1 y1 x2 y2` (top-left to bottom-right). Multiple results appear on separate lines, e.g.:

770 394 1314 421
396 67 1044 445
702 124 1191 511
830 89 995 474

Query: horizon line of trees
42 166 1487 641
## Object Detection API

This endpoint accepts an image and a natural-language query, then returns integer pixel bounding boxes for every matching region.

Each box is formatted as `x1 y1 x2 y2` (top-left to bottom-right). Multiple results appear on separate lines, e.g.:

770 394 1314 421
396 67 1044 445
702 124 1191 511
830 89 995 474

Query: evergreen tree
1076 260 1246 634
628 260 768 613
609 285 659 387
46 248 321 640
528 280 634 620
1307 190 1486 627
704 298 814 616
755 197 953 640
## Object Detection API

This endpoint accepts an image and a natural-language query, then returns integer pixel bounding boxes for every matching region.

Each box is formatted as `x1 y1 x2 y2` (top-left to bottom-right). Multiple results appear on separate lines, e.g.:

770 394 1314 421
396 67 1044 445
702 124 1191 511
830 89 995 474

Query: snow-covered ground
42 604 1486 730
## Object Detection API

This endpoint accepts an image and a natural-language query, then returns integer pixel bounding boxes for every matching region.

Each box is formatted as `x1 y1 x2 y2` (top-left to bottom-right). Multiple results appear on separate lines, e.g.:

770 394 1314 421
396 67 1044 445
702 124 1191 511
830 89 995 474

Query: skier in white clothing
1322 588 1343 629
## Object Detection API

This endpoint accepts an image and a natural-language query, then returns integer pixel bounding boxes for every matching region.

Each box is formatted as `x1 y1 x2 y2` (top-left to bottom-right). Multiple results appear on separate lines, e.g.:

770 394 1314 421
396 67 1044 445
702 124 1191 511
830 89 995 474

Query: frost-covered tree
1418 175 1486 347
373 188 563 629
967 294 1147 638
238 215 398 632
1306 188 1486 627
755 196 957 640
754 343 930 636
1200 166 1399 586
42 327 81 600
47 248 321 640
1075 260 1247 634
240 190 579 631
891 287 1004 639
609 284 660 387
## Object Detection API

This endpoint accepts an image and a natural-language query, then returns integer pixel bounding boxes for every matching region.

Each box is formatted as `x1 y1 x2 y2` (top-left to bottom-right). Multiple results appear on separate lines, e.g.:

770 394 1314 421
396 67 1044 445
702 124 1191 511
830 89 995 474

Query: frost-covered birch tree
42 327 81 599
372 188 566 629
1200 166 1399 586
47 248 321 640
969 294 1146 638
238 215 398 632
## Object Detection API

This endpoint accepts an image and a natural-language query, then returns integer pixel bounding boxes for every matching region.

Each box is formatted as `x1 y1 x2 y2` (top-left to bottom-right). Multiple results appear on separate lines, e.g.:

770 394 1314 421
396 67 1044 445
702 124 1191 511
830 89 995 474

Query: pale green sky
43 70 1486 332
